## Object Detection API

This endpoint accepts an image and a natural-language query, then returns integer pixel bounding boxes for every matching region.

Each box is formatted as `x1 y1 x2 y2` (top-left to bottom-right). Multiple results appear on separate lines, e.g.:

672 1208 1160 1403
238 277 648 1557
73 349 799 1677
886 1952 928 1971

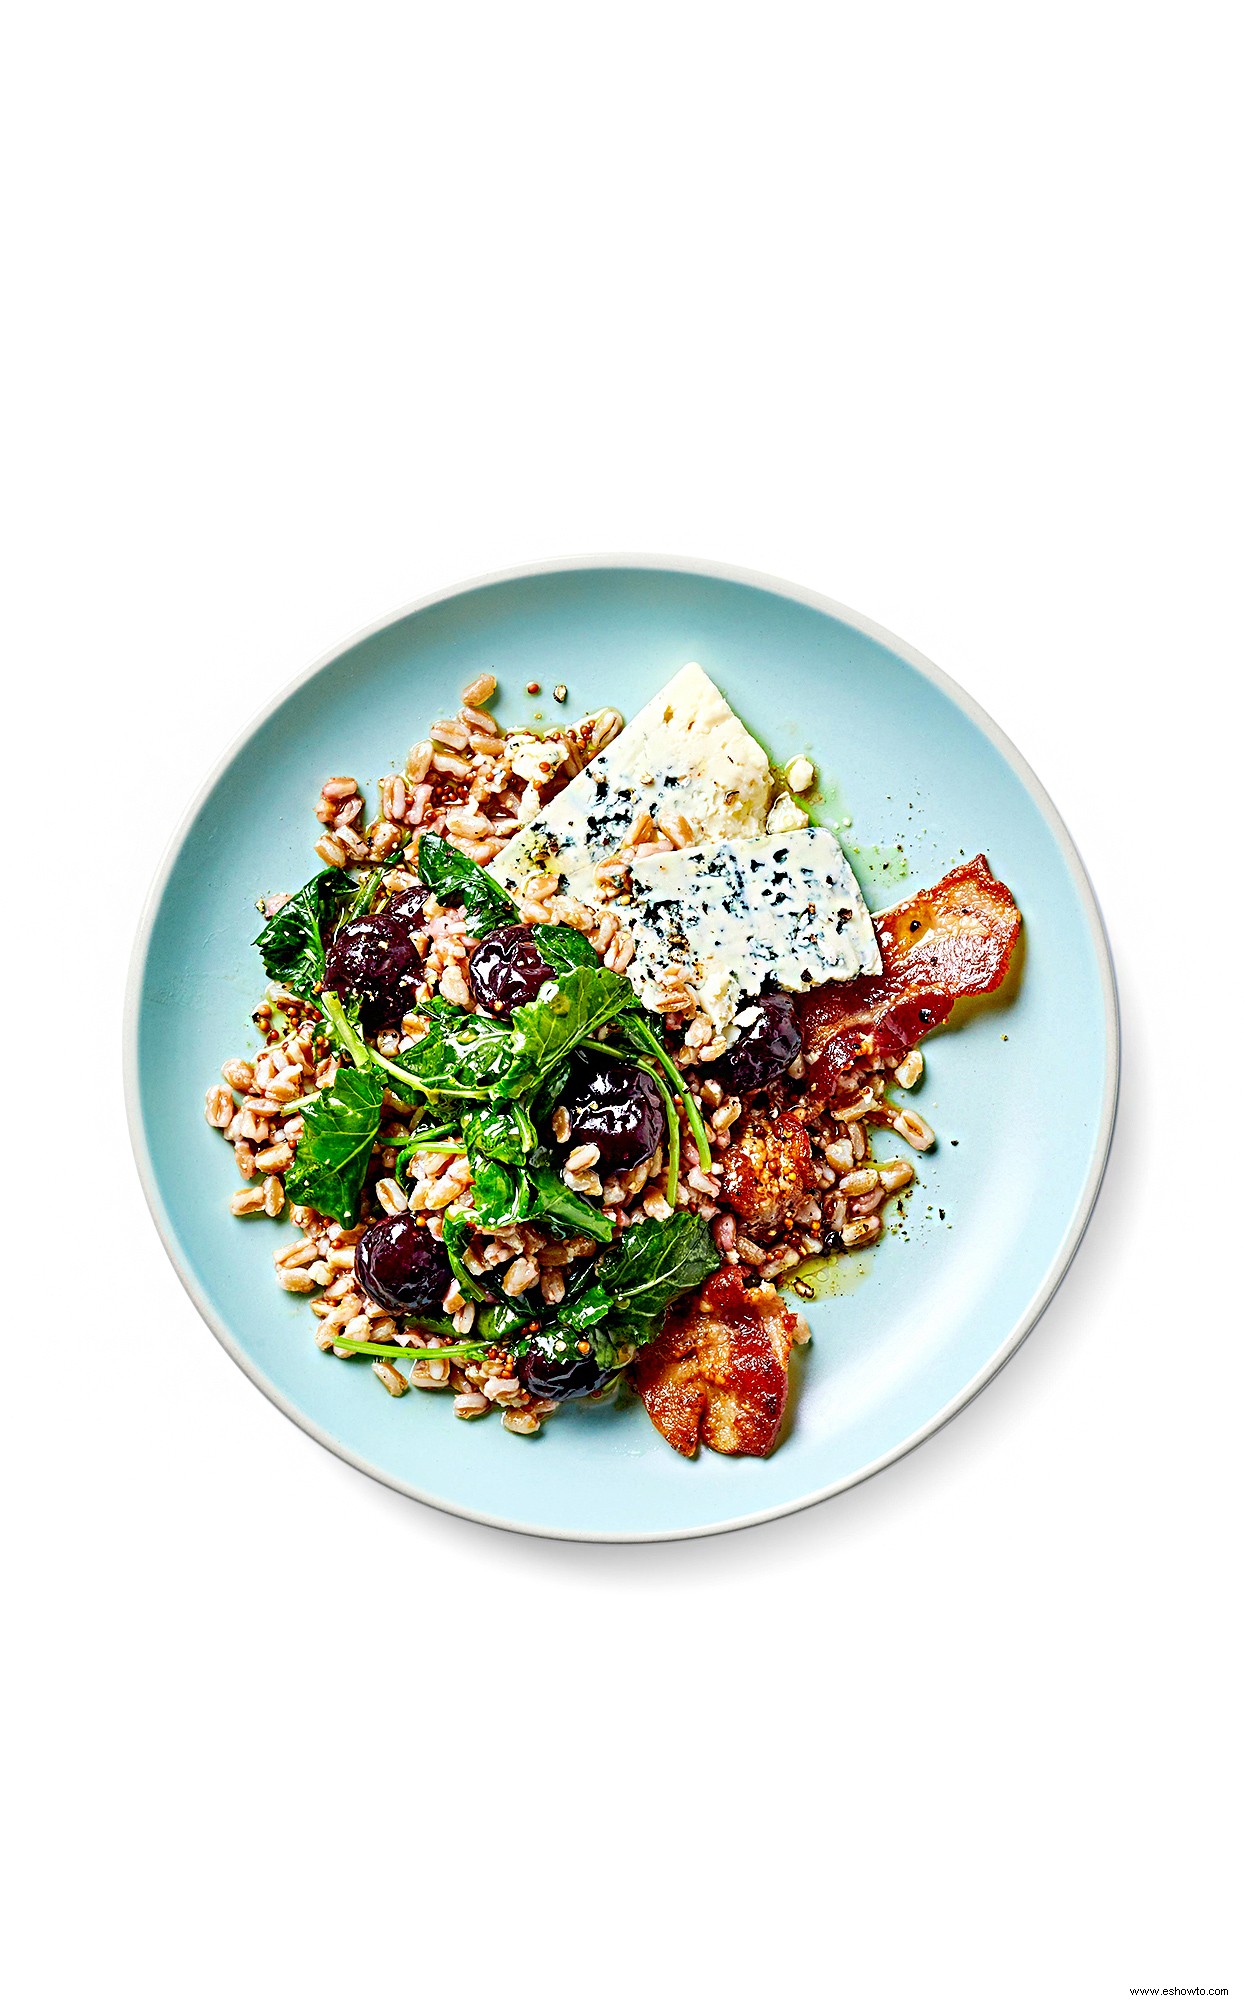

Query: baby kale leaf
254 870 355 1001
523 1155 615 1241
530 923 599 974
461 1100 537 1166
469 1157 537 1229
441 1212 488 1302
593 1210 719 1324
416 832 519 936
283 1065 385 1228
386 999 514 1098
580 1211 720 1364
498 965 636 1097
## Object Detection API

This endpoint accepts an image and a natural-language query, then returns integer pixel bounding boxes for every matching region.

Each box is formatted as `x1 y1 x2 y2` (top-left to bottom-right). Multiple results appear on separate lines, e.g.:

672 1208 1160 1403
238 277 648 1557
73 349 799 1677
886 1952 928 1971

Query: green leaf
254 870 354 1001
527 1058 573 1129
480 1297 542 1344
539 1214 718 1372
524 1156 615 1242
461 1101 537 1166
593 1210 719 1321
441 1213 488 1301
417 832 518 936
284 1065 385 1227
500 965 636 1097
554 1284 612 1335
470 1157 537 1228
386 1000 514 1098
531 924 599 974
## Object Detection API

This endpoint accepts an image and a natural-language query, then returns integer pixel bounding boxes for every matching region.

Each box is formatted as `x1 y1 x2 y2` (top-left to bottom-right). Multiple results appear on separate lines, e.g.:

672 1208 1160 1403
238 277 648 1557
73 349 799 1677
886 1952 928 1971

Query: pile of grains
205 673 930 1433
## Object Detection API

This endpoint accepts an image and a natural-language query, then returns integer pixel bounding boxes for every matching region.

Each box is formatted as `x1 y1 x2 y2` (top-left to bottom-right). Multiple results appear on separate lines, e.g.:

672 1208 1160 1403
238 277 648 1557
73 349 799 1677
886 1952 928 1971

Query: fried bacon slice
634 1267 808 1458
800 854 1021 1097
719 1109 817 1228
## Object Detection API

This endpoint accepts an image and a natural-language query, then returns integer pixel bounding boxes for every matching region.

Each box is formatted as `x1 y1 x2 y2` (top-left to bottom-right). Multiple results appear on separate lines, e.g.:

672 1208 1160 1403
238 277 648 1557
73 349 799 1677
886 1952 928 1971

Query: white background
4 5 1239 1997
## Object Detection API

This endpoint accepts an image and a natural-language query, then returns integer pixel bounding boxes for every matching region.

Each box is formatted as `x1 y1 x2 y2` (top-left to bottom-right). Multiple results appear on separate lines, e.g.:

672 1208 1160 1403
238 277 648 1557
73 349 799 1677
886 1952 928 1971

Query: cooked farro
207 658 1023 1459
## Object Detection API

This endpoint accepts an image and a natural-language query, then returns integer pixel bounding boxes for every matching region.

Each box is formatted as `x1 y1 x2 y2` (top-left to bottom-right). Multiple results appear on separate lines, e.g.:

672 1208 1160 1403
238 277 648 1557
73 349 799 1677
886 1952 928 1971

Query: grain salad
206 664 1022 1457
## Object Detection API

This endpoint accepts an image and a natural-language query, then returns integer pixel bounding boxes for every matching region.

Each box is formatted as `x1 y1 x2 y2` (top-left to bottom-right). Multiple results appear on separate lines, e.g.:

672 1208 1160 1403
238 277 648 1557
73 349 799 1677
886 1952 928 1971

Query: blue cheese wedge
489 662 771 905
623 826 882 1032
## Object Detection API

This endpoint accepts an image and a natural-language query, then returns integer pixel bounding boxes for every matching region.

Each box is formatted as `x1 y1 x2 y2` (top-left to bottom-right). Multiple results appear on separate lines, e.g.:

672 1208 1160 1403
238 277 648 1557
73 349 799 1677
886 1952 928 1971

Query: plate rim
123 552 1121 1542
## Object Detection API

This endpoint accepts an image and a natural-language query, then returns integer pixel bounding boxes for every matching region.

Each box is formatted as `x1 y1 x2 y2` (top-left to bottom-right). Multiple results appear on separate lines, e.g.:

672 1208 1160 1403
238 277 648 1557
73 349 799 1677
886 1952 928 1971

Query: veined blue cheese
489 662 771 905
623 827 882 1031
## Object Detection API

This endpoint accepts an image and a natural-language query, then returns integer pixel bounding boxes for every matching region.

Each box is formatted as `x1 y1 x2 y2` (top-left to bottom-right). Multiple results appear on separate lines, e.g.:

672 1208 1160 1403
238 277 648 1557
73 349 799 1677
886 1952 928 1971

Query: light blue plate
125 558 1118 1540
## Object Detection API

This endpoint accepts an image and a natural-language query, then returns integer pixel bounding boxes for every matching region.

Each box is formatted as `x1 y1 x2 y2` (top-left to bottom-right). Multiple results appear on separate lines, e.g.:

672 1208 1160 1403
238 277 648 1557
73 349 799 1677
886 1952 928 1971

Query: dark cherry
562 1053 664 1171
468 923 557 1016
386 886 432 930
355 1212 452 1316
519 1328 615 1402
322 912 423 1030
713 990 801 1094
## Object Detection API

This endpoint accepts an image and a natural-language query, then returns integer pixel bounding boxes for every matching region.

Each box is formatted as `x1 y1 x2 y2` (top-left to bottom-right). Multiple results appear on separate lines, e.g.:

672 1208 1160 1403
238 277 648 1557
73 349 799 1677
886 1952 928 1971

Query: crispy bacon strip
800 855 1021 1096
634 1268 807 1458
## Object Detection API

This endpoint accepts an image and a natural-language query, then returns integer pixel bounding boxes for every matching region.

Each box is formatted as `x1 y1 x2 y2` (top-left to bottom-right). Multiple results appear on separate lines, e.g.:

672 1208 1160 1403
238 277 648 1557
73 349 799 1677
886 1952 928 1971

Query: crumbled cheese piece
506 733 569 786
787 756 815 794
766 793 809 835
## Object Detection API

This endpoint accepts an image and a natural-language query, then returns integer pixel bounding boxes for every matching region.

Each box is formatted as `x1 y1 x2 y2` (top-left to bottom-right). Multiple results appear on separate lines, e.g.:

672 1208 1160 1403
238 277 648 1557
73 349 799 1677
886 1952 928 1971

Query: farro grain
454 1392 490 1418
375 1177 408 1215
275 1238 319 1269
894 1049 925 1089
230 1187 267 1216
849 1189 885 1216
205 1085 234 1127
371 1360 408 1396
894 1109 936 1151
276 1264 316 1291
842 1215 883 1248
502 1257 539 1296
461 672 497 707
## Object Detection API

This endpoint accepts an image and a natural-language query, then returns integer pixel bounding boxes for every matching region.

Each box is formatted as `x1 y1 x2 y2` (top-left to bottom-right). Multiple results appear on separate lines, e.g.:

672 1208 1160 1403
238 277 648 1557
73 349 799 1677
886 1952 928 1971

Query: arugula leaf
462 1101 536 1165
531 924 599 974
284 1065 385 1227
254 871 354 1001
417 832 518 936
499 965 636 1097
441 1213 488 1301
